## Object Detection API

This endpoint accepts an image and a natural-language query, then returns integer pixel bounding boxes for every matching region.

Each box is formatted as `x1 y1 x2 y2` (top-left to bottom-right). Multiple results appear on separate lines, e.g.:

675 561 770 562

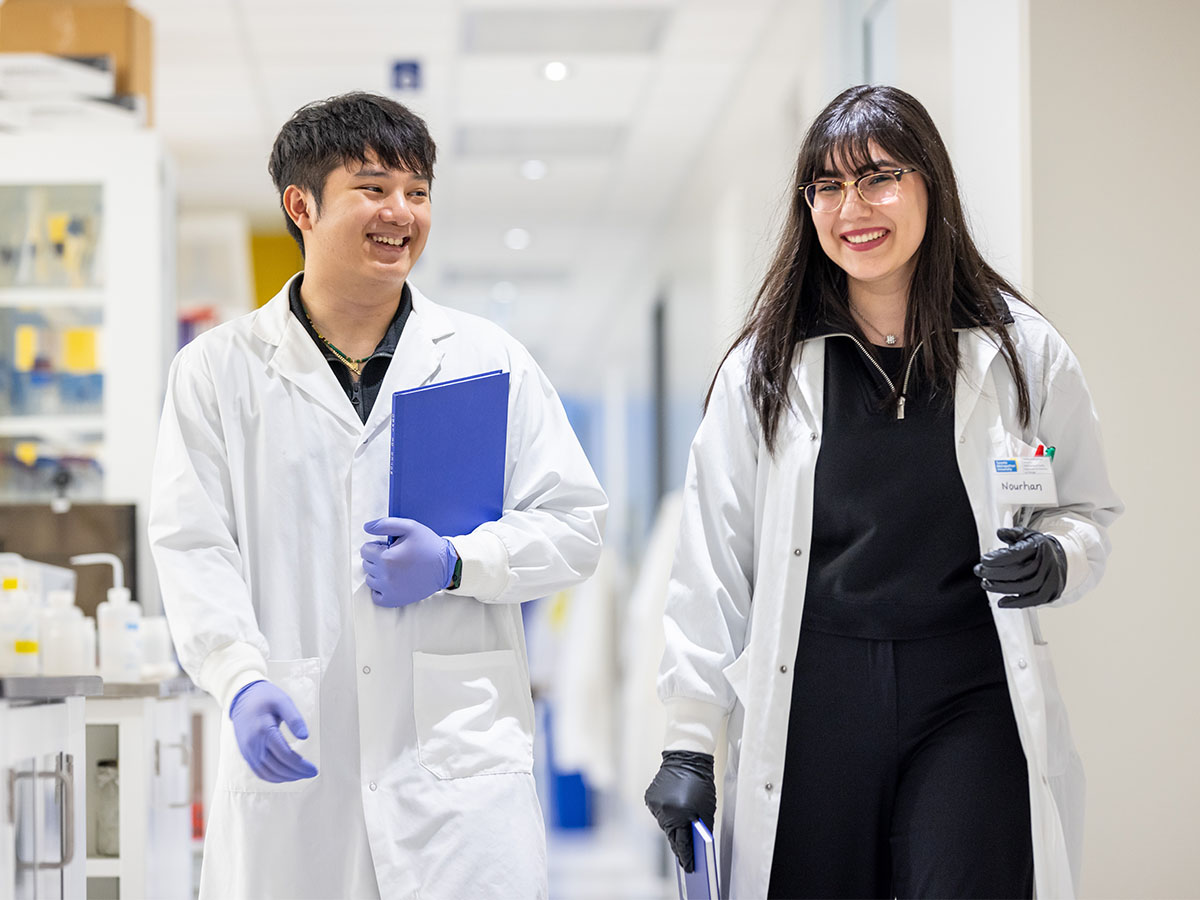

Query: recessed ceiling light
542 61 570 82
491 281 518 303
504 228 531 251
520 159 548 181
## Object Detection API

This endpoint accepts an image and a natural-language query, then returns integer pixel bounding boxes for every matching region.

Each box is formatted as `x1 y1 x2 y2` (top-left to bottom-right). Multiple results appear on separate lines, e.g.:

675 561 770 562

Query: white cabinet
0 692 89 900
0 132 175 611
84 682 192 899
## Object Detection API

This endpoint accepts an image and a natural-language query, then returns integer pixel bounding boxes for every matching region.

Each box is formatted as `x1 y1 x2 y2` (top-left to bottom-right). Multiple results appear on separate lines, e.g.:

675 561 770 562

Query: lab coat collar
784 292 1014 441
252 275 452 436
254 274 363 433
954 326 1003 441
361 283 451 440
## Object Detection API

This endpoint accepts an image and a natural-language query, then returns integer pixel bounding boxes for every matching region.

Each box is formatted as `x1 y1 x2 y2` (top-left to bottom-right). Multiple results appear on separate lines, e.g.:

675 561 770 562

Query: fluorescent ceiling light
520 159 548 181
542 61 570 82
504 228 531 251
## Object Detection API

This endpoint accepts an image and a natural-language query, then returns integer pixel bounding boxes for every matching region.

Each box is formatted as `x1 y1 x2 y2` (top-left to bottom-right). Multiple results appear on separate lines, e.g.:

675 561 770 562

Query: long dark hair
711 84 1033 453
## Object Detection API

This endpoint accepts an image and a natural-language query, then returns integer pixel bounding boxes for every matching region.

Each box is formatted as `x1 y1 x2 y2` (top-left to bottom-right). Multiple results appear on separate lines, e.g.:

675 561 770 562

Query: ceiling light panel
456 58 650 121
463 7 670 54
436 158 608 217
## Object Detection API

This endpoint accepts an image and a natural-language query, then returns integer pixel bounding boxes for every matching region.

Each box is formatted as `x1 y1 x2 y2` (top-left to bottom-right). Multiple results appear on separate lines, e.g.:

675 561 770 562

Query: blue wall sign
391 61 422 91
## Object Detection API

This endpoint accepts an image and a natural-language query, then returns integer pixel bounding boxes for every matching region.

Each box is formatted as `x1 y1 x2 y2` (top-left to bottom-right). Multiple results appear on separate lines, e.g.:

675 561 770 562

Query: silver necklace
850 304 900 346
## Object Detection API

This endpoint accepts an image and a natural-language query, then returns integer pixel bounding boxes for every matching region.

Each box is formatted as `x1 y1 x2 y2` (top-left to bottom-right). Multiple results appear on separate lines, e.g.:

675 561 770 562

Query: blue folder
676 820 720 900
389 370 509 537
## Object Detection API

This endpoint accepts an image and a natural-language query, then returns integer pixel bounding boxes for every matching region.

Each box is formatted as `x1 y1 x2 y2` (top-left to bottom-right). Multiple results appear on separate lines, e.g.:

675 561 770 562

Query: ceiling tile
462 7 670 54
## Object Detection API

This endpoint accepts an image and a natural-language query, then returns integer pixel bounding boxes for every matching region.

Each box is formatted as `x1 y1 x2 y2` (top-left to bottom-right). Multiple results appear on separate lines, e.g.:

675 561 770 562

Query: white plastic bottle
0 590 21 674
140 616 180 681
71 553 141 682
40 590 85 676
81 616 97 675
2 589 40 675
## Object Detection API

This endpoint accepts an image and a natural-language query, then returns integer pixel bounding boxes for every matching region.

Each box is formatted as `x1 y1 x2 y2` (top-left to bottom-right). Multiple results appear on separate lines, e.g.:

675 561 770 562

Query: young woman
644 85 1121 899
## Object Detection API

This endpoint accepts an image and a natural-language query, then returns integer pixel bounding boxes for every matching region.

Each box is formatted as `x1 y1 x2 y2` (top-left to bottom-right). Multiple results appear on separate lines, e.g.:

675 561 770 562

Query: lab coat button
362 665 371 674
959 436 966 444
793 548 802 557
369 782 377 791
809 433 817 441
779 665 788 674
1018 658 1028 669
765 782 773 791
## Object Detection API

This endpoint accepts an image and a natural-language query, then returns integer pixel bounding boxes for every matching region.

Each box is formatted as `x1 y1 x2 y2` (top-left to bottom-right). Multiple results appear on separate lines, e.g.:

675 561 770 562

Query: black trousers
766 622 1034 900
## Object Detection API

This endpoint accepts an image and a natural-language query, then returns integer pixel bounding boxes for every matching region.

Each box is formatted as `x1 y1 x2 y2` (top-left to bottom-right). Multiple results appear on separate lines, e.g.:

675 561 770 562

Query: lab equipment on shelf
71 551 140 682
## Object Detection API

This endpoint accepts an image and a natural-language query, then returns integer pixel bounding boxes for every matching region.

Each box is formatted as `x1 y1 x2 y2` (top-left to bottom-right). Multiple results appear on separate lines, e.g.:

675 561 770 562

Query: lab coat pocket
221 657 322 794
412 650 534 780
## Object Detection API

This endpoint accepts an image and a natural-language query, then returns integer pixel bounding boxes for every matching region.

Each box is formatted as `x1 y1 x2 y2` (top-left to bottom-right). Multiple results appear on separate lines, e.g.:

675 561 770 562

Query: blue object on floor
541 704 594 830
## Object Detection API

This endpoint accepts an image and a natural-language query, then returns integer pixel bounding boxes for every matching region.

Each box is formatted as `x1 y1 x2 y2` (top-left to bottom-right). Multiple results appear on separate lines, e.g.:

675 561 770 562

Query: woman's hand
644 751 717 872
974 527 1067 608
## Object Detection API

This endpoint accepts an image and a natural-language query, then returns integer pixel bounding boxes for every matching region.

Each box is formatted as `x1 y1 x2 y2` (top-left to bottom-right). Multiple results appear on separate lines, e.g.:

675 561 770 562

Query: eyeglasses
799 168 919 213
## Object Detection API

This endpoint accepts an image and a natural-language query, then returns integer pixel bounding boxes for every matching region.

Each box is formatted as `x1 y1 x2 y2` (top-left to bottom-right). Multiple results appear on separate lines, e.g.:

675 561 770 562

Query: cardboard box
0 1 153 122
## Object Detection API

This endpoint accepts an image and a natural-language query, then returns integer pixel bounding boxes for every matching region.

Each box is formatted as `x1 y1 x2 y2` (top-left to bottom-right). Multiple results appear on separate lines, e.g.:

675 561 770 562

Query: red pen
1035 444 1045 456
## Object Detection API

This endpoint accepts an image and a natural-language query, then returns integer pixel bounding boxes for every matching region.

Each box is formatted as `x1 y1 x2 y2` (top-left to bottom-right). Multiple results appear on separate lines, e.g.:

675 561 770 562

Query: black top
289 274 412 423
801 336 992 640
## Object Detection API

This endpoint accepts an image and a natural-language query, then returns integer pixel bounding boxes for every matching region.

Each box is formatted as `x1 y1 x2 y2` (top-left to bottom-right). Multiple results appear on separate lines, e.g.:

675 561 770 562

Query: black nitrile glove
974 527 1067 609
644 750 716 873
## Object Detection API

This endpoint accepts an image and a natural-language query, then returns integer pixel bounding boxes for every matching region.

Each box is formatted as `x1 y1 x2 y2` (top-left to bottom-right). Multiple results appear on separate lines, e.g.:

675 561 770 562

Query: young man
149 92 607 899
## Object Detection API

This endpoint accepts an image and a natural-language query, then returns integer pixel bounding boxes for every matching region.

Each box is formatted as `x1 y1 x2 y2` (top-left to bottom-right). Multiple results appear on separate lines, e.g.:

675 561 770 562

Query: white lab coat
149 278 607 900
658 300 1121 899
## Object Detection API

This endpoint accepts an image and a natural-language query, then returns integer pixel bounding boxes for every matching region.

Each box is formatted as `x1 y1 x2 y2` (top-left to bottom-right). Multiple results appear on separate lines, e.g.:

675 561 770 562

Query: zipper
825 332 925 420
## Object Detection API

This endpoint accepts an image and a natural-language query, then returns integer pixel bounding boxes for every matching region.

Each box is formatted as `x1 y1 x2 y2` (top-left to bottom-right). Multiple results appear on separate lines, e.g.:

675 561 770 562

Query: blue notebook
389 370 509 537
676 820 720 900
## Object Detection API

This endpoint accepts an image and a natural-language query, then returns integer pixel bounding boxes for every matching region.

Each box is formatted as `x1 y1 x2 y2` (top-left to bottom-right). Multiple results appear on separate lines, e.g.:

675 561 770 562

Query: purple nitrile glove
228 680 318 783
361 517 458 608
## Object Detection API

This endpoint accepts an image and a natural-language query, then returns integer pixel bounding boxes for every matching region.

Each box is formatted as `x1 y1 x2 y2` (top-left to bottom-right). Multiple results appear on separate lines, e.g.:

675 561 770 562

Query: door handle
11 765 75 870
156 735 192 808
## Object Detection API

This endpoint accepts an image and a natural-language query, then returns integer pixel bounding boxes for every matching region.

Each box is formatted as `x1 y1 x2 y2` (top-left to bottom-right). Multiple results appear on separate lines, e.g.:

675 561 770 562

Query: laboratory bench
1 675 100 900
83 675 197 900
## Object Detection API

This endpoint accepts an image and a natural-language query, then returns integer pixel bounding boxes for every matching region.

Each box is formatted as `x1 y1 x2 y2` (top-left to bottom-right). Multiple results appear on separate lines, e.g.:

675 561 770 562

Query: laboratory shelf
0 414 104 437
0 287 106 308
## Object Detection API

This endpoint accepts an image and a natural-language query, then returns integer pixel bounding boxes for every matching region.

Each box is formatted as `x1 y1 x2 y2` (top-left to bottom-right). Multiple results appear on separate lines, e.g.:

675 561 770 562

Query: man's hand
229 680 318 783
361 517 458 608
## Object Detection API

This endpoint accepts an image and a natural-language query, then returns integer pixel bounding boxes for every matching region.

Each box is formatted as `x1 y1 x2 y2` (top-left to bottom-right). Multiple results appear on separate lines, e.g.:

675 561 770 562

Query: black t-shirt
289 274 412 423
801 337 992 639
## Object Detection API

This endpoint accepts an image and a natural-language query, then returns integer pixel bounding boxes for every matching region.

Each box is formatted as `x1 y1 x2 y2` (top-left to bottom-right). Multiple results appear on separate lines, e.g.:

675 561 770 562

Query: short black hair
268 91 437 253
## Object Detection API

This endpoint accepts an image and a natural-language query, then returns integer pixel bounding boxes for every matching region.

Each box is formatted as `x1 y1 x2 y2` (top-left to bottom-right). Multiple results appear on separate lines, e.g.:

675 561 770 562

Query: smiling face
811 140 928 302
286 154 431 296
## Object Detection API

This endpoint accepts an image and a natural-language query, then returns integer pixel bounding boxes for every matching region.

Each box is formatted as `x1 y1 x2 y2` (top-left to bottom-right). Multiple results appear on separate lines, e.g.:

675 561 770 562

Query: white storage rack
0 131 176 612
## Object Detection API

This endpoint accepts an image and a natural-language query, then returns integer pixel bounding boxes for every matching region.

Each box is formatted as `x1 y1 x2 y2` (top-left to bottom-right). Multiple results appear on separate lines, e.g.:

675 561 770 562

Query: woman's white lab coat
149 279 606 899
658 300 1121 899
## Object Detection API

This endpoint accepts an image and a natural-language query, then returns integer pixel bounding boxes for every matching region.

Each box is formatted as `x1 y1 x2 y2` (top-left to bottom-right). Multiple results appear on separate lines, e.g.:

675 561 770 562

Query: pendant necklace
303 310 370 376
850 304 900 346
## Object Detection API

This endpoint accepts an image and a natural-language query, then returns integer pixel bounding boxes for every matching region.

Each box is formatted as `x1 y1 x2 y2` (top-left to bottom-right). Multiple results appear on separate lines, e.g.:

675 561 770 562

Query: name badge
992 456 1058 506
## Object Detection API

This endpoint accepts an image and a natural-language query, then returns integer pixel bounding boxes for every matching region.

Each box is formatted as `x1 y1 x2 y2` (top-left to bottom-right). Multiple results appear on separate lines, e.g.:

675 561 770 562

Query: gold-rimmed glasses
799 168 919 213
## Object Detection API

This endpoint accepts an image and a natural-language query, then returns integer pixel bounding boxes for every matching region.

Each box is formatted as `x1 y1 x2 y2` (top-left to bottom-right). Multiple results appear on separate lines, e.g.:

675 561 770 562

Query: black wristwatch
448 554 463 591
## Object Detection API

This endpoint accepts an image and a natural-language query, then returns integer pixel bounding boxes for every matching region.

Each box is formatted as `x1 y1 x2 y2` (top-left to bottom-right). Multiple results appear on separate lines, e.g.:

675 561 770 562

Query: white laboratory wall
613 0 825 500
1025 1 1200 895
